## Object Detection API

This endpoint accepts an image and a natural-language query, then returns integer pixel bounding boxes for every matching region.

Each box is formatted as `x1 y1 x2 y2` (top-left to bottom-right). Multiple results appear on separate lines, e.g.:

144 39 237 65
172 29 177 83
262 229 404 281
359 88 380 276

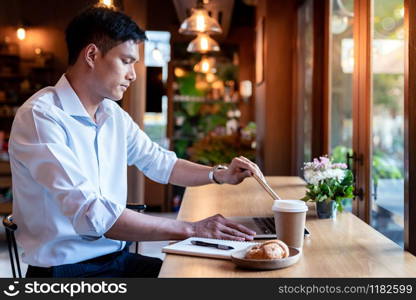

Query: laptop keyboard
253 217 276 234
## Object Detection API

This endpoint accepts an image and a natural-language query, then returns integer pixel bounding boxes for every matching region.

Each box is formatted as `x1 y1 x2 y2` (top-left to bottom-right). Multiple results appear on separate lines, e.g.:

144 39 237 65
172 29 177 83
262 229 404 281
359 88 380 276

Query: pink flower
332 163 347 169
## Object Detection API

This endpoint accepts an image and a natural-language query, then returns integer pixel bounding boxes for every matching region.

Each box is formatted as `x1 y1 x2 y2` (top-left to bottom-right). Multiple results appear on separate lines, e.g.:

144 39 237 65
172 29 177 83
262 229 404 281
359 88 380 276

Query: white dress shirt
9 75 178 267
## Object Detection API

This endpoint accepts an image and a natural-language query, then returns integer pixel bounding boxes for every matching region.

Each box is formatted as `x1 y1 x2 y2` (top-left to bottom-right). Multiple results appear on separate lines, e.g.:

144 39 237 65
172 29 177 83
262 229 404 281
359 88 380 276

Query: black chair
2 204 146 278
2 214 22 278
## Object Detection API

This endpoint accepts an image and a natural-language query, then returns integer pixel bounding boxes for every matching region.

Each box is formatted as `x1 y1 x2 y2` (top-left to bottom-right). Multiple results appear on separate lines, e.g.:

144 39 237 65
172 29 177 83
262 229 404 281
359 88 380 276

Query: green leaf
301 195 310 201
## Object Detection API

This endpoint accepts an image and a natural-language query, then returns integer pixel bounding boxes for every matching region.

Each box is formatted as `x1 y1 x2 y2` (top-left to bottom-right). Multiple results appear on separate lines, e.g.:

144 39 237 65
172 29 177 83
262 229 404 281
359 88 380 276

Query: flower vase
316 200 337 219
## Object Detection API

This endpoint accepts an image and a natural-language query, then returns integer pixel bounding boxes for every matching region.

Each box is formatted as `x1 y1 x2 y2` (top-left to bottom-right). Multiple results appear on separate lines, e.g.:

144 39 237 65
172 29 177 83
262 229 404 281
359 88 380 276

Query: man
9 5 261 278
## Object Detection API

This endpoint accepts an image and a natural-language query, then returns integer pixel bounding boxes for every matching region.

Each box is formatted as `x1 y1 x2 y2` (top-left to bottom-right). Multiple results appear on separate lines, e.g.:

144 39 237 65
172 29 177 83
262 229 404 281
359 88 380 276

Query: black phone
304 227 311 237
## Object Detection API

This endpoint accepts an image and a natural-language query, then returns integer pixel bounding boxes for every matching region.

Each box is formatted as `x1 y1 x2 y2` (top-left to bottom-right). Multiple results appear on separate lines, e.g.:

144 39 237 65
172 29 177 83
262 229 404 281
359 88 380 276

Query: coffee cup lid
272 200 308 213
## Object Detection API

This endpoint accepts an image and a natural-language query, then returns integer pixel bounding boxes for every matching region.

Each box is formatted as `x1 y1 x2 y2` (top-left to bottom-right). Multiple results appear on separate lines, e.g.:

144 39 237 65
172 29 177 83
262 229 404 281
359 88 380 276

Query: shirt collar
55 74 91 118
55 74 113 125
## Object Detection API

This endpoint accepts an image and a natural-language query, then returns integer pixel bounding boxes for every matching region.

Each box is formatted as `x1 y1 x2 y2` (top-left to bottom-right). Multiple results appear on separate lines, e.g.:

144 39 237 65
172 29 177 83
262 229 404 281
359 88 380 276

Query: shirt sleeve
9 105 124 239
123 111 178 184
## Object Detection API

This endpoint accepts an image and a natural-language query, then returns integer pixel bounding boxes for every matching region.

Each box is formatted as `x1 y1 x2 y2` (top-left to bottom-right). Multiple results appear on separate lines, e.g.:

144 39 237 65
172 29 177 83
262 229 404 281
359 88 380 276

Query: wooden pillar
122 0 147 204
352 0 372 222
311 0 331 159
255 0 297 175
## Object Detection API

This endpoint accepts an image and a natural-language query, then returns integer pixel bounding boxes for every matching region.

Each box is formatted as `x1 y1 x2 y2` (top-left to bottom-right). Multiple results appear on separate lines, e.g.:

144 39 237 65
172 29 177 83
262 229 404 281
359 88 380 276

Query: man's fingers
218 224 249 240
194 216 256 241
219 233 246 241
232 157 256 174
238 156 264 179
223 219 256 236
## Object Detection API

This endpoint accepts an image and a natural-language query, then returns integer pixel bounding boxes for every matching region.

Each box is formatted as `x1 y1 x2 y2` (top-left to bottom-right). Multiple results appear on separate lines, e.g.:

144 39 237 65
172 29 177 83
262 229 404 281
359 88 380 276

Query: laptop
229 216 310 239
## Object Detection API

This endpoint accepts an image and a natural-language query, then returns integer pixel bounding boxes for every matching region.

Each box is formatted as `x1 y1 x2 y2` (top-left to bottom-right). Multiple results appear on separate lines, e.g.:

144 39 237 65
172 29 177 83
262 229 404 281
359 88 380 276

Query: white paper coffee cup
272 200 308 250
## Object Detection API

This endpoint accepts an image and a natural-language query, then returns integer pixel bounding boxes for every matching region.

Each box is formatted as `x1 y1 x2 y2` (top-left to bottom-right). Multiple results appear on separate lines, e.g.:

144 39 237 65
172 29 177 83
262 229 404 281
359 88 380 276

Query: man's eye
122 59 130 64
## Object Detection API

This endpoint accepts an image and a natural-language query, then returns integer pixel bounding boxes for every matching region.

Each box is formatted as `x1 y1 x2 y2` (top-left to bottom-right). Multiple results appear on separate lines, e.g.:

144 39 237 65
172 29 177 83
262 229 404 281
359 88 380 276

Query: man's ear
84 43 100 68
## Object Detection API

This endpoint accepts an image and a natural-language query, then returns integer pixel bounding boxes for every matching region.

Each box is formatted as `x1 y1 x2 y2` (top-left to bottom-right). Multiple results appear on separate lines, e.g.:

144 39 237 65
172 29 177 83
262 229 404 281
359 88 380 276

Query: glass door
370 0 404 247
325 0 410 248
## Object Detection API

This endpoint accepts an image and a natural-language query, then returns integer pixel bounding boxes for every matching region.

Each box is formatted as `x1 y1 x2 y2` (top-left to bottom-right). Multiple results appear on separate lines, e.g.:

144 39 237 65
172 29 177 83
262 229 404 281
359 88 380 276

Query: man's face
93 40 139 101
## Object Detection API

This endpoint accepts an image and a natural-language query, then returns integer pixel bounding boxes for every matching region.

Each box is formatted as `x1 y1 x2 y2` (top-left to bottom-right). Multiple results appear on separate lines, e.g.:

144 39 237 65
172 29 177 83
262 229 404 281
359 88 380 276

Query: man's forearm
169 159 220 186
104 208 194 241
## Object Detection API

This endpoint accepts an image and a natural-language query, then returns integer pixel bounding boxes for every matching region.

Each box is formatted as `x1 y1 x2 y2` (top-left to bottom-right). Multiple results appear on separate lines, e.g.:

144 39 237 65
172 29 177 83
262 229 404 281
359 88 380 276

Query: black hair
65 5 147 65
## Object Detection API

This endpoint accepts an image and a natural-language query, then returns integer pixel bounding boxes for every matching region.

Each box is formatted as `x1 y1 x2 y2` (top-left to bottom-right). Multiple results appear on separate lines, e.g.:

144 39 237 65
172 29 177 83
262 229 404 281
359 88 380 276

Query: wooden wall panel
255 0 297 175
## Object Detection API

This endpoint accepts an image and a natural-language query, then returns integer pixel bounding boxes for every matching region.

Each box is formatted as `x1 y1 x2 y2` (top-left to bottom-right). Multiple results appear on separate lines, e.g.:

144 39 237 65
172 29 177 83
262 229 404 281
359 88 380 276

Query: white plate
230 247 301 270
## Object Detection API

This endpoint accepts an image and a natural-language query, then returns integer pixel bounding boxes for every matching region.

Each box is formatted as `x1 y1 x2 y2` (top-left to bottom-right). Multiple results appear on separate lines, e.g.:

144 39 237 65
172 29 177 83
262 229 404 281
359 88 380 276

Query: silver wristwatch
208 165 228 184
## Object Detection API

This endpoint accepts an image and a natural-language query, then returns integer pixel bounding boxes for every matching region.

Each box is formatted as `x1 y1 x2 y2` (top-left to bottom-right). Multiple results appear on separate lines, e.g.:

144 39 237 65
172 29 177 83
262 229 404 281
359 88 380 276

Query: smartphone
304 227 311 237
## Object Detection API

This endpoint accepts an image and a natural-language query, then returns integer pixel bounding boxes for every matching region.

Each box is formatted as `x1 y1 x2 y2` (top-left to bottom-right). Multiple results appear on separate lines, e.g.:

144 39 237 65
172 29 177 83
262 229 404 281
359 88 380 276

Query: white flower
303 157 346 185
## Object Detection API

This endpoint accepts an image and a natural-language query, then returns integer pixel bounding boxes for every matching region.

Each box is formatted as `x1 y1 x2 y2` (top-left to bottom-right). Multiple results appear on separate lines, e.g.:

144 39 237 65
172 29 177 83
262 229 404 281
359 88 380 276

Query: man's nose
127 65 136 82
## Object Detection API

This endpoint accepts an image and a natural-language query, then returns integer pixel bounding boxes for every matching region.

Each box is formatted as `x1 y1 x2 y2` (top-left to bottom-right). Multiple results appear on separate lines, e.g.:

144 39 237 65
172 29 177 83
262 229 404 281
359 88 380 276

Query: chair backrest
2 214 22 278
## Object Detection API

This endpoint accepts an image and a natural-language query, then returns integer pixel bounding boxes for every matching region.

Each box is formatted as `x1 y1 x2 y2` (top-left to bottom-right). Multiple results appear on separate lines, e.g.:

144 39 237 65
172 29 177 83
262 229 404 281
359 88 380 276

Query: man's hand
190 214 256 241
215 156 263 185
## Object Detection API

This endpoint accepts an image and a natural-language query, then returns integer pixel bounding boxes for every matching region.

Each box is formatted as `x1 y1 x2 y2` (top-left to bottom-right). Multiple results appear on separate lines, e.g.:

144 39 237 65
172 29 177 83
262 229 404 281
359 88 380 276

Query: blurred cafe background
1 0 416 273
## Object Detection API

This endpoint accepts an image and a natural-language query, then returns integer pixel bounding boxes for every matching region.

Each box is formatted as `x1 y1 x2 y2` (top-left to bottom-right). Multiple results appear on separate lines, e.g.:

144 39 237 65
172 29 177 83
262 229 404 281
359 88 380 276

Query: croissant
245 239 290 259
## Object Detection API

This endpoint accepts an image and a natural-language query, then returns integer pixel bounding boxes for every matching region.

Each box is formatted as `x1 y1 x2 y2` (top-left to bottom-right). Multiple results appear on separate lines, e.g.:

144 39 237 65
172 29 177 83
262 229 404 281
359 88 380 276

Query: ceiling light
194 56 216 73
206 72 216 83
187 33 220 53
100 0 113 7
174 67 186 77
179 7 222 35
16 27 26 40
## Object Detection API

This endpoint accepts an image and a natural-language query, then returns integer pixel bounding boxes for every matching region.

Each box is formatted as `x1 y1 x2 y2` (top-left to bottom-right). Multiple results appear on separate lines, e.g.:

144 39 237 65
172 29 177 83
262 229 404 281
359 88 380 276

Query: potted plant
301 156 354 219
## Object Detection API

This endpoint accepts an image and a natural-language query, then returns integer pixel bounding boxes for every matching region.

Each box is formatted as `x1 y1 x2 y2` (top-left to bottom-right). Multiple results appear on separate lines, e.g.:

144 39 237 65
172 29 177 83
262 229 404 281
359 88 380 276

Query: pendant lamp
179 7 222 35
187 33 220 53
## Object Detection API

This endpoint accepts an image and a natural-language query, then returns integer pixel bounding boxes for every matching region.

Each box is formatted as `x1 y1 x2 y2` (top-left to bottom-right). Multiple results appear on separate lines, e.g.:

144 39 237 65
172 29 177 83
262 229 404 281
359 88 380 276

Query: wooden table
159 176 416 277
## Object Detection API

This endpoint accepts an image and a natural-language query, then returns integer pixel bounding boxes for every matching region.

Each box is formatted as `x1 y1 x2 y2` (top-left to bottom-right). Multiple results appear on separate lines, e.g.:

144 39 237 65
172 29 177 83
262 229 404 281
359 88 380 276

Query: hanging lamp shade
194 56 216 73
179 8 223 35
187 33 220 53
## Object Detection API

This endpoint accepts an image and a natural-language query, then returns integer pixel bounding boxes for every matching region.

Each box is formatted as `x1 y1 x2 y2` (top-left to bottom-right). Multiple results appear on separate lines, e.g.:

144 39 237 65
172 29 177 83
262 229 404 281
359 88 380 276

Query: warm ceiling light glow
212 80 224 89
195 80 209 90
196 13 206 32
187 33 220 53
201 60 210 72
100 0 113 7
200 36 209 51
179 8 222 35
206 72 216 83
174 67 186 77
194 56 216 73
17 27 26 40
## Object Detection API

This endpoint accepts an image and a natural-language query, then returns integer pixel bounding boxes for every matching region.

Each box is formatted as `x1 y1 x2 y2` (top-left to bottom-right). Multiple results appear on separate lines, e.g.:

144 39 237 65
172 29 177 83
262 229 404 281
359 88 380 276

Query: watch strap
208 165 228 184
